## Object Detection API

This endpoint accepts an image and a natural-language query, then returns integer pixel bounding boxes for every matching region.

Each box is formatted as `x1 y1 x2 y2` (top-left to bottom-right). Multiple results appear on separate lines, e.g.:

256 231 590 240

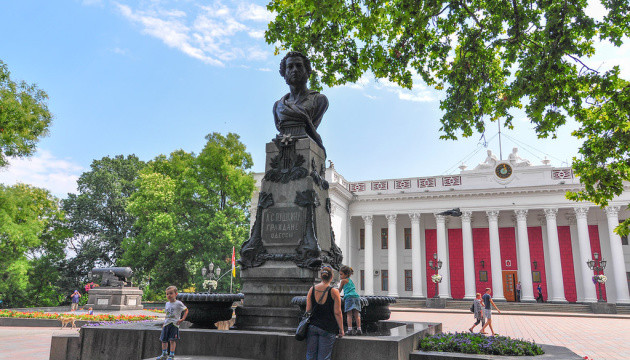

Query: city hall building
252 150 630 304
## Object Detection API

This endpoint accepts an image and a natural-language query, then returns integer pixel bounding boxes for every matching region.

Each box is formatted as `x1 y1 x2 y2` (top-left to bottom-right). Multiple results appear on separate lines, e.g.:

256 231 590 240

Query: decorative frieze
349 183 366 192
371 181 388 191
442 176 461 186
552 169 573 180
418 178 436 188
394 179 411 189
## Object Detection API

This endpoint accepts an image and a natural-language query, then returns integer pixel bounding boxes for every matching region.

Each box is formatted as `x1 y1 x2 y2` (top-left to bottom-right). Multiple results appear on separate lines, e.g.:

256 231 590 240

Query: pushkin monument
236 51 342 331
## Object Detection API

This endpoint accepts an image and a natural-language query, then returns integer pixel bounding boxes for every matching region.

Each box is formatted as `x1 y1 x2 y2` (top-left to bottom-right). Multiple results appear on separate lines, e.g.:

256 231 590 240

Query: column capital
361 215 373 225
434 214 446 223
605 206 620 218
386 214 397 224
514 209 528 221
408 212 421 223
461 210 473 222
573 206 589 219
486 210 500 222
543 208 558 220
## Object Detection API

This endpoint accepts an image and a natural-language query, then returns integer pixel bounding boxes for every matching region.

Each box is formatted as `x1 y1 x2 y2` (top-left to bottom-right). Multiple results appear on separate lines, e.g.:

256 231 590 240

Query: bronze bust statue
273 51 329 155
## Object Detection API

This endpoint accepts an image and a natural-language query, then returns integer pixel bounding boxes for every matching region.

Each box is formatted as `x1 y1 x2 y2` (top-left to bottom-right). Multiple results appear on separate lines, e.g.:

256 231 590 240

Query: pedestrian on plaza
87 307 94 315
516 281 521 302
69 290 81 311
536 283 544 302
338 265 362 335
155 286 188 360
480 288 501 336
468 293 485 333
305 266 344 360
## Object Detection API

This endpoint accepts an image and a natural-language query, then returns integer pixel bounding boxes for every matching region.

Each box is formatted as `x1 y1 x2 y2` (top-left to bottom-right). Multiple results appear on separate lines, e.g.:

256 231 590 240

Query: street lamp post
428 252 443 299
586 252 607 302
201 262 222 292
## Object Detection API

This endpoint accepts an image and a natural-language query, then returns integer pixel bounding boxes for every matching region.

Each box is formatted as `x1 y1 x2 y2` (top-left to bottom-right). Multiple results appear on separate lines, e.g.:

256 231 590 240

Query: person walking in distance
516 281 521 302
480 288 501 336
468 293 485 333
537 283 544 303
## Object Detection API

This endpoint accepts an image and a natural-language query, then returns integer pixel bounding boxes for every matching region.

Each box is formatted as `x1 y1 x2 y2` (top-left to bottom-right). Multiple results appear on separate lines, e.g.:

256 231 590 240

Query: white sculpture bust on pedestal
508 147 531 167
475 150 498 170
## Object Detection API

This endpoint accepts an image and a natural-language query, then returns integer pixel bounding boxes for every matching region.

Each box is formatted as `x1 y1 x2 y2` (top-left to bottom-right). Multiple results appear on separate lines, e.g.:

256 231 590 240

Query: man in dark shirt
480 288 501 335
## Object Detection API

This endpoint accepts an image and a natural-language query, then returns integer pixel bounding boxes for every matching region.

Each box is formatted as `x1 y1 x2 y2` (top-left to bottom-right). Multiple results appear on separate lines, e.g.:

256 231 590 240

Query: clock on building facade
495 163 513 179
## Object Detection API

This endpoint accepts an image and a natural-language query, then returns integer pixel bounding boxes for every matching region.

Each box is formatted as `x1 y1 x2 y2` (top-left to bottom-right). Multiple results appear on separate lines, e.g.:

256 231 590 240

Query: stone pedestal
237 137 342 331
425 298 447 309
86 287 143 310
590 302 617 314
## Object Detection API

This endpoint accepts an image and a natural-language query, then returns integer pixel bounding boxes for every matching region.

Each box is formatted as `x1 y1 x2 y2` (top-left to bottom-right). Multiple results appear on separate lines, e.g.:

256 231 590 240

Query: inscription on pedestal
97 298 109 305
262 207 305 245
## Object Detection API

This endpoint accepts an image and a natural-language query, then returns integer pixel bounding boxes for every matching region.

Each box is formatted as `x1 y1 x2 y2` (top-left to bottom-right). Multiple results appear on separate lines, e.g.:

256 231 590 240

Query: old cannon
89 267 134 287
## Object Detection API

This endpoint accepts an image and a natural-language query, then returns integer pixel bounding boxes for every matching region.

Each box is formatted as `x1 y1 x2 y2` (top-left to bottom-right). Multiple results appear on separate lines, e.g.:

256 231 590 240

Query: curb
390 307 630 319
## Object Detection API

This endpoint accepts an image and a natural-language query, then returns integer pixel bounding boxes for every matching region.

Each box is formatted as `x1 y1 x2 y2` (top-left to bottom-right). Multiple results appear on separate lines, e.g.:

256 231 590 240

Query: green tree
123 133 255 297
62 155 146 288
0 60 52 167
266 0 630 233
0 184 71 307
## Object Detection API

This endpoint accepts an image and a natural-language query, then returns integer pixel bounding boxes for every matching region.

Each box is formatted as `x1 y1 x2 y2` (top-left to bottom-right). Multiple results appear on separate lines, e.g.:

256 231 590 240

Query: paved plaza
390 310 630 360
2 310 629 359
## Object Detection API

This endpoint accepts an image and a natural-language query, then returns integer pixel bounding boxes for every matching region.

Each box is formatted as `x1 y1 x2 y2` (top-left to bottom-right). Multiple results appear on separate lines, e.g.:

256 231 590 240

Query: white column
461 211 476 299
346 214 353 270
487 210 505 300
386 214 399 297
605 206 630 304
409 212 424 298
544 208 567 302
574 207 597 303
435 214 450 298
362 215 374 296
515 209 535 302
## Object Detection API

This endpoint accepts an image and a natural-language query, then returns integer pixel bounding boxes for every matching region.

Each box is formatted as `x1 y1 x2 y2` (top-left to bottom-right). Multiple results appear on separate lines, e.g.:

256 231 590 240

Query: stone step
393 299 594 313
143 357 254 360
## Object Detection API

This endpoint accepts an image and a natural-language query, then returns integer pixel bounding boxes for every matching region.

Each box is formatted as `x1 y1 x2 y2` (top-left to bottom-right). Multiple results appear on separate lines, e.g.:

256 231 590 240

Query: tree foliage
0 184 71 307
0 60 52 167
122 133 255 297
266 0 630 233
62 155 146 285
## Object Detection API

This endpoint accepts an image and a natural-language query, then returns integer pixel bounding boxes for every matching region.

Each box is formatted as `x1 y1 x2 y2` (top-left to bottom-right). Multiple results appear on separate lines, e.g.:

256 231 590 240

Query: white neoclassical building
252 150 630 304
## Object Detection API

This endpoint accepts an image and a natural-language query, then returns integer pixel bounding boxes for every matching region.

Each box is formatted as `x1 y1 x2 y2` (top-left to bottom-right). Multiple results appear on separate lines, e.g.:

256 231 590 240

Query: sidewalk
391 305 630 319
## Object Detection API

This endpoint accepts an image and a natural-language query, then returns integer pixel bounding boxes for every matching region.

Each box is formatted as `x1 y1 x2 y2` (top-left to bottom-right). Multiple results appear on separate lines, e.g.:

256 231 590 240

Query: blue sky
0 0 628 198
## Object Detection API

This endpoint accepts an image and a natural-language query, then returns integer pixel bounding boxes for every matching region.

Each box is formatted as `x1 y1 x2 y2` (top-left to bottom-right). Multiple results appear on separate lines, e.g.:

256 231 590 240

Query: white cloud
257 67 272 72
110 47 128 55
237 3 275 22
115 1 271 66
0 150 84 197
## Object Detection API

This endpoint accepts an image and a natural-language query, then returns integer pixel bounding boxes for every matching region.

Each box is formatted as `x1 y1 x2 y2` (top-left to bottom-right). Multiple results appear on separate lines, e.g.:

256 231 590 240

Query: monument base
425 298 447 309
235 261 316 331
86 287 143 311
590 302 617 314
51 320 441 360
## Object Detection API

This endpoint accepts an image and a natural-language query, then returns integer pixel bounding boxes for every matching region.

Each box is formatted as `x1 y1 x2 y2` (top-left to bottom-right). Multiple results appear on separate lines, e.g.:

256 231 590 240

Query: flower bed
419 332 544 356
0 309 156 322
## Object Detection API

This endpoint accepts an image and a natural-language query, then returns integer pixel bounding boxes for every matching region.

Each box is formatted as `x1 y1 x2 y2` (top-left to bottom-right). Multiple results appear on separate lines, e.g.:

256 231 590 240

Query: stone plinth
63 320 439 360
237 137 342 332
590 302 617 314
86 287 143 310
426 298 447 309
